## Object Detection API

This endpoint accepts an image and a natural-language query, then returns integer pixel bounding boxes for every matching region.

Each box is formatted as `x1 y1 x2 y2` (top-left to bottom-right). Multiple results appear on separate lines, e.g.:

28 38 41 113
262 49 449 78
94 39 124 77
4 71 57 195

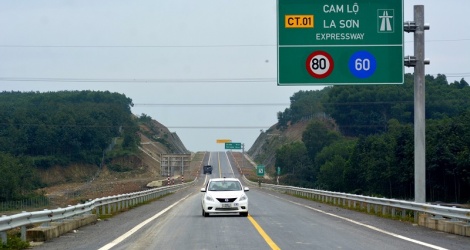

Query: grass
0 232 30 250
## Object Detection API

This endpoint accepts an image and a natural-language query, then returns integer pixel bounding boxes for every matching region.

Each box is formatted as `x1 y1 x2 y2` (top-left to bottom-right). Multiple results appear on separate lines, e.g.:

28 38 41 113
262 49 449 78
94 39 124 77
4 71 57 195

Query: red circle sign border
305 51 334 79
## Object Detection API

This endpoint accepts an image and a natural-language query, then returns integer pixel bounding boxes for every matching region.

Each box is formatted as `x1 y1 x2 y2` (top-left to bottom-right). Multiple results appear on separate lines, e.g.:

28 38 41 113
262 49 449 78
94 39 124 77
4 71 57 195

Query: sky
1 0 469 152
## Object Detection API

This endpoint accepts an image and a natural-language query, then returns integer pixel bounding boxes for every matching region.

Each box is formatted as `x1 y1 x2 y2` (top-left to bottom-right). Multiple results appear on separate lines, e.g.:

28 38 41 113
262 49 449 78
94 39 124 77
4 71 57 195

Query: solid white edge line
267 193 448 250
225 151 235 177
98 194 191 250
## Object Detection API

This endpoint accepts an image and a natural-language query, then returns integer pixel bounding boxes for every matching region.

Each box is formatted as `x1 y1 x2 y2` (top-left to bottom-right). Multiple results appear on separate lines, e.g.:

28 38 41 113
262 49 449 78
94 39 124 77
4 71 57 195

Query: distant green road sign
277 0 404 85
257 165 265 177
225 142 242 149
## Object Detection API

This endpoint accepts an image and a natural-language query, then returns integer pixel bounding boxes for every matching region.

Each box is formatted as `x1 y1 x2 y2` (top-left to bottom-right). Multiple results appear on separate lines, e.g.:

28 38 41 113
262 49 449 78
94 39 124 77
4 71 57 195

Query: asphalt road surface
33 152 470 250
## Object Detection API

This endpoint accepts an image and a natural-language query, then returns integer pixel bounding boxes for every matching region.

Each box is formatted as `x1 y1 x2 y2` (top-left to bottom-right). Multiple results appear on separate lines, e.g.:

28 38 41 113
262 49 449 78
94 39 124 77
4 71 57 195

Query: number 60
355 58 371 71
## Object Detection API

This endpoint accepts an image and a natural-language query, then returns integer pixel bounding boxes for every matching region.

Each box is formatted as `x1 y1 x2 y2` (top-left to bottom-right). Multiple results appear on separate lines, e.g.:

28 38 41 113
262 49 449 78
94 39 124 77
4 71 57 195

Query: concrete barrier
27 214 97 242
453 222 470 237
418 213 470 237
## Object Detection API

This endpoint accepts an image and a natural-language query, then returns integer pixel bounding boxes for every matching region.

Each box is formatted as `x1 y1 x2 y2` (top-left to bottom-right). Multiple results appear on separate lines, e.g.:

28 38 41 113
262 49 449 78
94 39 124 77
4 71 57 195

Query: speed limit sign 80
305 51 334 79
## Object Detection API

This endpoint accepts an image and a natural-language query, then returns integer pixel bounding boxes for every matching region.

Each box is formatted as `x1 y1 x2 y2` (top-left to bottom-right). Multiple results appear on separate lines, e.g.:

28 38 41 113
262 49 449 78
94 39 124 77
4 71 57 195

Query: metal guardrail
0 178 196 245
242 175 470 223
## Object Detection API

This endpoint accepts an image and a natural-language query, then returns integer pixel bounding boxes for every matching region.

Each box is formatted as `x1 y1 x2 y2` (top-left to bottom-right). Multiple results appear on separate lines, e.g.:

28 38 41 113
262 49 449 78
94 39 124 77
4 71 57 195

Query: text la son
323 19 359 29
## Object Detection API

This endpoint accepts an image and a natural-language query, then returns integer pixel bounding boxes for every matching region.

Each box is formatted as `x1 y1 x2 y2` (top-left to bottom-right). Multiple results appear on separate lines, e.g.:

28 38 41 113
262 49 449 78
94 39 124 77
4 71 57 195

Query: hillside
138 118 189 155
247 75 470 203
0 91 203 208
247 120 311 174
40 117 199 207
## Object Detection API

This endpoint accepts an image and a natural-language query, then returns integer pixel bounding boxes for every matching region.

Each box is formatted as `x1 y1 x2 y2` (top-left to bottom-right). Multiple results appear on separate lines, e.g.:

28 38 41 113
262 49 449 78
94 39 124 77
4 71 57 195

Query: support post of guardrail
1 231 6 245
20 225 26 241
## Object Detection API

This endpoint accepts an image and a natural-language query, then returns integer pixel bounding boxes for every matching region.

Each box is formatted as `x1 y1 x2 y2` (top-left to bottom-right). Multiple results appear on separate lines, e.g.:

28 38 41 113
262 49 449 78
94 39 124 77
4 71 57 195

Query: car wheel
240 212 248 217
202 209 209 217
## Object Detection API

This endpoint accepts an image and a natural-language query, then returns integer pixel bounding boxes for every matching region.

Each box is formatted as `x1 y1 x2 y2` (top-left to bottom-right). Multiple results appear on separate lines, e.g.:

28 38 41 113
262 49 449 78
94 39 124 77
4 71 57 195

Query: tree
275 142 313 187
0 153 40 201
315 139 356 191
302 120 340 159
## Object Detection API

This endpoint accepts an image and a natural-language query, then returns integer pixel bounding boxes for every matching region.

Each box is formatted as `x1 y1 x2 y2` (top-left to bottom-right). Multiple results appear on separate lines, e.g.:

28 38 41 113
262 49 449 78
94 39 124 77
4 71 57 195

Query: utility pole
404 5 430 204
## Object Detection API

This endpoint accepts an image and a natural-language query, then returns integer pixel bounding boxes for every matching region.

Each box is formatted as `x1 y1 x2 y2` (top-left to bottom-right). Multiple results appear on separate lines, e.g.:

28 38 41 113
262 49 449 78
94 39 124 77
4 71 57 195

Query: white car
201 177 249 217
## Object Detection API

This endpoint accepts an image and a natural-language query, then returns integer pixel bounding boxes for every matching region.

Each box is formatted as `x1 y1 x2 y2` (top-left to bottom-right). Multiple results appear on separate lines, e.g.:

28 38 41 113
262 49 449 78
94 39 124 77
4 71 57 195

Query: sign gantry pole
404 5 430 204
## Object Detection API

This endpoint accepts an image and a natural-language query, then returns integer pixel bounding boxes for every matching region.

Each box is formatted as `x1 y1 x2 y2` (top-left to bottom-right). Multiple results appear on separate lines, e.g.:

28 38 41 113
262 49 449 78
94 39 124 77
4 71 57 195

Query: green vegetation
0 234 29 250
0 90 140 203
275 74 470 203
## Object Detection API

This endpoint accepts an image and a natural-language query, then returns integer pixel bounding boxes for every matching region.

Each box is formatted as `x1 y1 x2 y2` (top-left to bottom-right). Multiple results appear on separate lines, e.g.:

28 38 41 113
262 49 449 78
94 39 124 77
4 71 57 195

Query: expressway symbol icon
378 9 395 33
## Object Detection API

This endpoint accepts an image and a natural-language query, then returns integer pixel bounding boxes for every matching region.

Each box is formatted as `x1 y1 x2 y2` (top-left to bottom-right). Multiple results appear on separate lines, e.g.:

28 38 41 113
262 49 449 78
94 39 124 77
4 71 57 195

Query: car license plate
221 204 231 208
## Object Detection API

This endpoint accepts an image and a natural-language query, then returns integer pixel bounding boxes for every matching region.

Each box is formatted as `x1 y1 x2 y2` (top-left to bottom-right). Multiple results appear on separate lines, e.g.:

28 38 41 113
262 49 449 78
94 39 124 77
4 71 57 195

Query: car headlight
205 194 214 202
239 194 247 201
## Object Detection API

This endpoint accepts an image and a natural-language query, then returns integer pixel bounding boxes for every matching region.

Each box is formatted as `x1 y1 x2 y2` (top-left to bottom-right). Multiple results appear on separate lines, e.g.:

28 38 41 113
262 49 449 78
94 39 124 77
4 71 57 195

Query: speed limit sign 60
305 51 334 79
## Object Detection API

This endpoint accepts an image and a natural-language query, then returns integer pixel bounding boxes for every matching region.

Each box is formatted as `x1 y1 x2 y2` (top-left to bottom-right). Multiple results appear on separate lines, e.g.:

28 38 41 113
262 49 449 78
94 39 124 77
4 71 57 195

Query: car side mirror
244 187 249 192
200 188 206 192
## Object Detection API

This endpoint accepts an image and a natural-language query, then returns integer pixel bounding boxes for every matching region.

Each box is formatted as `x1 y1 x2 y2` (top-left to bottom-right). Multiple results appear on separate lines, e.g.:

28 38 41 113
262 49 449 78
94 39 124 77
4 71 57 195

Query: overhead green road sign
277 0 404 85
225 142 242 150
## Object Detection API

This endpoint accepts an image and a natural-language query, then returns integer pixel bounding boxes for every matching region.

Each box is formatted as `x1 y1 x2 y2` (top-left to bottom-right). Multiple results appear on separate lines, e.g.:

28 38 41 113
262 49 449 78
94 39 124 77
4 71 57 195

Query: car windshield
208 181 241 191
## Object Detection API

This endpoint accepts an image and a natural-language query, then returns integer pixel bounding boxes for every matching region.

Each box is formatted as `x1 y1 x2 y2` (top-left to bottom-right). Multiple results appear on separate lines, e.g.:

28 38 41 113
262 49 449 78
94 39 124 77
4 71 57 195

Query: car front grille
216 198 237 203
215 207 239 211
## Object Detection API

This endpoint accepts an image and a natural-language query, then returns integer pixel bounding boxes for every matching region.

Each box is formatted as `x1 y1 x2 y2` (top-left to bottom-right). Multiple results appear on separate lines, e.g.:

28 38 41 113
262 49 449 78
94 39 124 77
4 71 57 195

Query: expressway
33 152 470 250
